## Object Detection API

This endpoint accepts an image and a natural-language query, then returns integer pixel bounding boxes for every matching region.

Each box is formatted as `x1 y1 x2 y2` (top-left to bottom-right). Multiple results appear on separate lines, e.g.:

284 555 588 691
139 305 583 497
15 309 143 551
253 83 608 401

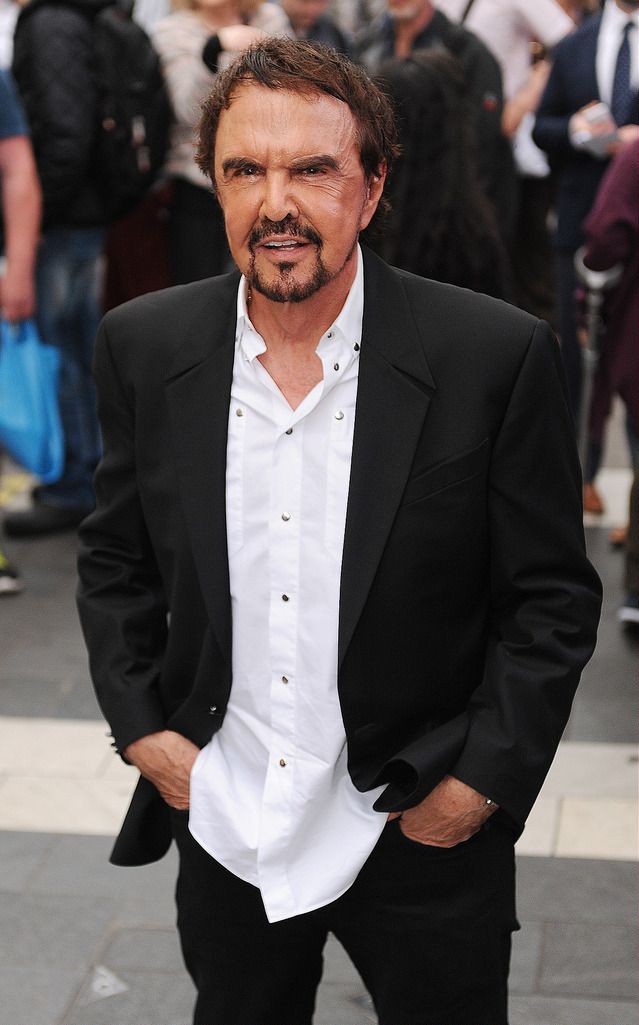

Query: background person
582 139 638 623
435 0 575 324
5 0 112 537
77 38 601 1025
373 49 510 297
152 0 291 285
533 0 639 512
0 67 41 591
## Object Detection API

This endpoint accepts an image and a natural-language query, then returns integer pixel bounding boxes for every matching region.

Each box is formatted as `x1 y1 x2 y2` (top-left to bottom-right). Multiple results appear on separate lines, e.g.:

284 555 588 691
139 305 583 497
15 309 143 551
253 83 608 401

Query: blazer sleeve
532 48 577 159
77 316 169 756
449 320 602 828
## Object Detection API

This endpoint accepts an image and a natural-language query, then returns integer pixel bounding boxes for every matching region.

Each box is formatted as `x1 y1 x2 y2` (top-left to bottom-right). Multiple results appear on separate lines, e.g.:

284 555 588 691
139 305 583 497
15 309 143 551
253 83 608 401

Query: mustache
248 217 322 249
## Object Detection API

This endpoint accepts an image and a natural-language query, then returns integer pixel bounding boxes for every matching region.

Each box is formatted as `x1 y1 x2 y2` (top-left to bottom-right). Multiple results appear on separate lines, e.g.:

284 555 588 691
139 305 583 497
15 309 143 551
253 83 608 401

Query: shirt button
281 512 291 521
281 675 289 684
279 758 287 767
333 363 339 371
282 594 289 602
354 342 360 351
235 408 244 417
327 331 334 339
208 705 217 714
285 427 293 435
334 410 344 421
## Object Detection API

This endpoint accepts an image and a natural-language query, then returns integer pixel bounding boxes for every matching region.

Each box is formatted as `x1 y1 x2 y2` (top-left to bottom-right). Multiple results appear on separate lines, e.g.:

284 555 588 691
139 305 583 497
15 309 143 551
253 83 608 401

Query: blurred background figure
373 49 510 297
0 0 18 66
152 0 291 285
6 0 112 537
281 0 352 52
435 0 575 325
582 140 638 624
533 0 638 513
133 0 171 31
0 67 41 588
355 0 517 256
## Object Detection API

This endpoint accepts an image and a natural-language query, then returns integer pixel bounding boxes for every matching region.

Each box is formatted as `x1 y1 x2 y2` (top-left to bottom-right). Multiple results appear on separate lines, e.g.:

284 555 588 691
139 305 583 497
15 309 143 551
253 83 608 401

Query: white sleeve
515 0 574 50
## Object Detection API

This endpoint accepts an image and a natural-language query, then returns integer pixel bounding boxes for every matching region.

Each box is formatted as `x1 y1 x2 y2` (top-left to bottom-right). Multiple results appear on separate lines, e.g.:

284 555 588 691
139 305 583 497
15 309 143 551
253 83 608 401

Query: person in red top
583 139 639 623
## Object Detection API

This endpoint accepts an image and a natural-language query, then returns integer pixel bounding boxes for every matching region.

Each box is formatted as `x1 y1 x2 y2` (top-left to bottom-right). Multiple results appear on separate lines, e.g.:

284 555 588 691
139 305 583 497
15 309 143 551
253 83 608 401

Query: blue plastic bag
0 319 64 483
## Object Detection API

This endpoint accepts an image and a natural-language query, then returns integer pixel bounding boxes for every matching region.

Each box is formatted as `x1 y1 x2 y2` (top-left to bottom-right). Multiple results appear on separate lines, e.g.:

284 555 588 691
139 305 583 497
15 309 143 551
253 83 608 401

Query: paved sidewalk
1 443 637 1025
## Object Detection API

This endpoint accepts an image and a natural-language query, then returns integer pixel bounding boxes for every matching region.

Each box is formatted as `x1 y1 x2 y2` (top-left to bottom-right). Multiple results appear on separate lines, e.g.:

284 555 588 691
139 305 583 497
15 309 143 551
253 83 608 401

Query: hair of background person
170 0 262 17
195 37 400 234
374 49 509 298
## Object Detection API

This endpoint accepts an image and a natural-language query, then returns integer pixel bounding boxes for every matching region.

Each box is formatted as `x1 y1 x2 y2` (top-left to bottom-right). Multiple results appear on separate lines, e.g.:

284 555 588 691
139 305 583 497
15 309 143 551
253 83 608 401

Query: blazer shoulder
97 273 240 382
102 274 238 333
552 12 601 63
395 266 537 338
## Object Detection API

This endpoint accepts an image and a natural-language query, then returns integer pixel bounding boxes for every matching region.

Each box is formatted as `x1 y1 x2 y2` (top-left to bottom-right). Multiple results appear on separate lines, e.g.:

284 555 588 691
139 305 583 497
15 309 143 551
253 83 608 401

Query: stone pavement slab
509 995 639 1025
0 966 89 1025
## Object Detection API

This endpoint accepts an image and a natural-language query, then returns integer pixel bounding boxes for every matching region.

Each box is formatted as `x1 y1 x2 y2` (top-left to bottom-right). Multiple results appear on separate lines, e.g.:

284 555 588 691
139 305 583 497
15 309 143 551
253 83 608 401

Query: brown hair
196 37 399 232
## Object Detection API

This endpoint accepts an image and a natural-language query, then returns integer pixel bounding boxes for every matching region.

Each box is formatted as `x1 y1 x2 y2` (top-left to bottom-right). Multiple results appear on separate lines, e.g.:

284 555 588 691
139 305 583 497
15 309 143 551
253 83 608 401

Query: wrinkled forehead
214 82 362 164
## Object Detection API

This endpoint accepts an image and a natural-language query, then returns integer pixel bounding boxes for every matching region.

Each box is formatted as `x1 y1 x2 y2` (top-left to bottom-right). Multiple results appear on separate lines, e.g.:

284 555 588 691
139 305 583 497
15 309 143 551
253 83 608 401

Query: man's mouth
261 239 309 251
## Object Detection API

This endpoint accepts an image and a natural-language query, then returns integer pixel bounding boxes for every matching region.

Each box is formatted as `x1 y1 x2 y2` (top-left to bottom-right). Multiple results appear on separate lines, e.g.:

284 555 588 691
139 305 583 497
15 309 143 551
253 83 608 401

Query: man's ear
360 163 387 230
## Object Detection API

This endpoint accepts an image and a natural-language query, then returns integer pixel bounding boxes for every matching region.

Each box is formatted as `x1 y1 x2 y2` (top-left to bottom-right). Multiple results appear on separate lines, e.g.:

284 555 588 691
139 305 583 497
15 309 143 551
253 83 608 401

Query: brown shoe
609 525 628 548
583 482 605 515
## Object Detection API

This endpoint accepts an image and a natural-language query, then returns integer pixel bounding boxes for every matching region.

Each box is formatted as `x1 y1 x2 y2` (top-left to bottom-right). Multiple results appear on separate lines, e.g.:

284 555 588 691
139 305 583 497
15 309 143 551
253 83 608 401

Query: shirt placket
257 400 305 911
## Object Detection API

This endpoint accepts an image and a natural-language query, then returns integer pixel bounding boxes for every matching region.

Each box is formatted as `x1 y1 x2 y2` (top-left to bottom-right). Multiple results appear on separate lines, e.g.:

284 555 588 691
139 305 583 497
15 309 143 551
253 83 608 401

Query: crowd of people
0 0 637 615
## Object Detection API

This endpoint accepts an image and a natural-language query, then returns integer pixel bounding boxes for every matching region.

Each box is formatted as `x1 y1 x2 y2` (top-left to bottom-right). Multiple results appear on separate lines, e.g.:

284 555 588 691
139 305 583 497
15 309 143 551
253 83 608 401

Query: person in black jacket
5 0 111 537
372 49 510 299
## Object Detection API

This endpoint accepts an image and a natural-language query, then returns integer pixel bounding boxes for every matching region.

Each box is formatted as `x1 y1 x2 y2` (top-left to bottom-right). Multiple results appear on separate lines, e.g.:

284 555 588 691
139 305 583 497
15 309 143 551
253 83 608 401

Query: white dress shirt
596 0 639 113
189 248 387 923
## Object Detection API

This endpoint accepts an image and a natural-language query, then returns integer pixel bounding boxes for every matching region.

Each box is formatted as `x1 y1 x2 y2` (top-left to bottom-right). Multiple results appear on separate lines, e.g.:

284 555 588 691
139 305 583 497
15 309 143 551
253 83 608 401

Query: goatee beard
248 254 333 304
246 217 359 304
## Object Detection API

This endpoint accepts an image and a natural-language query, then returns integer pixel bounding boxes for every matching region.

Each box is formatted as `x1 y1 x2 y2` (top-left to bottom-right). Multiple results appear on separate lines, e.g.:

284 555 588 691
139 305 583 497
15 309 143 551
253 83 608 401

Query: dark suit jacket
77 247 602 867
533 13 639 253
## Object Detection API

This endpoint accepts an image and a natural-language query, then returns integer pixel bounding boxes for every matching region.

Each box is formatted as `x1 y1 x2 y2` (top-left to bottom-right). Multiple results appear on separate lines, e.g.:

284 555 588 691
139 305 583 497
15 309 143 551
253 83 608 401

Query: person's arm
583 141 639 270
532 45 578 157
78 314 202 808
448 320 601 828
502 60 551 138
0 134 41 321
376 318 601 844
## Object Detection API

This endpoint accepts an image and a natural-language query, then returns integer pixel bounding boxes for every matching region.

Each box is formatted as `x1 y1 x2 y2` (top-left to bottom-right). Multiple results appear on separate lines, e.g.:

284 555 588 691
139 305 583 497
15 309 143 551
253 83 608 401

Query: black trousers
171 813 518 1025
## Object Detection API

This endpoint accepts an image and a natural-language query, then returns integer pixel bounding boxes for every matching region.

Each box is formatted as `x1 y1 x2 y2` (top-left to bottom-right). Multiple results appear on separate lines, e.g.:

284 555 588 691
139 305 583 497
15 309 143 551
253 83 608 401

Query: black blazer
533 13 639 252
77 247 601 866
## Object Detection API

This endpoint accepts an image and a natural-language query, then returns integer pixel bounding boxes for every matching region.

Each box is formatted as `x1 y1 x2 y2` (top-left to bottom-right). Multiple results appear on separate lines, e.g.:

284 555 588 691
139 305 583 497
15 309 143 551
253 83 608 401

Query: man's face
213 84 384 305
386 0 430 24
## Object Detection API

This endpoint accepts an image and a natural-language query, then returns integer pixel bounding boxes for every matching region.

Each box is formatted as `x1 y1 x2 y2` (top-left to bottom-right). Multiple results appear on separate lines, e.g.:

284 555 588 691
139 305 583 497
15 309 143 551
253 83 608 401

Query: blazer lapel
339 251 435 666
164 273 240 660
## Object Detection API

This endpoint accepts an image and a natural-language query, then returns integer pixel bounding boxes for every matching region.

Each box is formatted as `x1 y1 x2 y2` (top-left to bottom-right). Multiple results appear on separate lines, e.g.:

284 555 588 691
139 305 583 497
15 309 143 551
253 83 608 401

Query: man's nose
259 171 299 224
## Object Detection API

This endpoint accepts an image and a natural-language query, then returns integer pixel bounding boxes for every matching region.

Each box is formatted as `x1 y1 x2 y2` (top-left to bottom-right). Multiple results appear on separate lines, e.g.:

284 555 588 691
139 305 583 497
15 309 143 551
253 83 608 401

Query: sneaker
618 592 639 625
0 549 23 595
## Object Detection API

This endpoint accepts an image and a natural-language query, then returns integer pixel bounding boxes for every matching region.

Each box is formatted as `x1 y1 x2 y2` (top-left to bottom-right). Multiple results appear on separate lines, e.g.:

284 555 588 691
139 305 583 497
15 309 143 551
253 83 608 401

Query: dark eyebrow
221 156 263 176
290 155 340 172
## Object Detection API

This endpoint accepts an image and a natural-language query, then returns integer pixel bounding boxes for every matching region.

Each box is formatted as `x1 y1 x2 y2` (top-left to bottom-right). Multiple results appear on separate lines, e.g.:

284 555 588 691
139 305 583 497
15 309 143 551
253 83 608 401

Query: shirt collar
603 0 639 34
235 244 364 367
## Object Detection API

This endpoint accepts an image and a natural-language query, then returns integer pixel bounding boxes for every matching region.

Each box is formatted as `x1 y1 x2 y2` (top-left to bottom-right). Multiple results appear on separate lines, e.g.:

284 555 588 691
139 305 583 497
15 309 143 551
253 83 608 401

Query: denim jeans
35 226 105 509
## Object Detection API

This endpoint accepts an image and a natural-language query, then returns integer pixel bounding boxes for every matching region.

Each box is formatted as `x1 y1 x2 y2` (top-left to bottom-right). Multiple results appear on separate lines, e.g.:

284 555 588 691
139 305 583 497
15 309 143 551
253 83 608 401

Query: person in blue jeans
0 69 41 587
4 0 109 536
